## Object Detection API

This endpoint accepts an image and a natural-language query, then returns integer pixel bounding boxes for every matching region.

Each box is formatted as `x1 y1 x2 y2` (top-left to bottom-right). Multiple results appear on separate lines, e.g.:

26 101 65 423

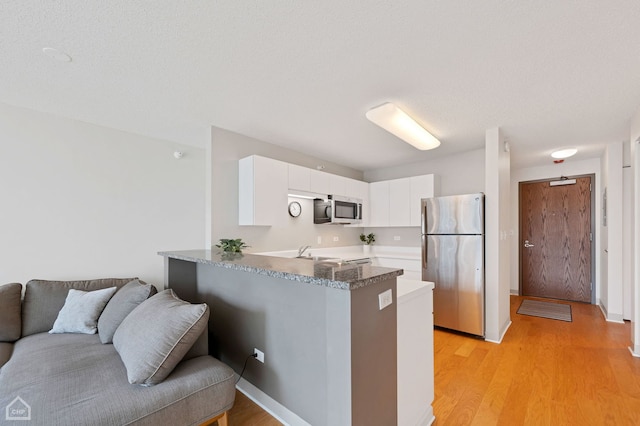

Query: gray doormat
517 299 572 322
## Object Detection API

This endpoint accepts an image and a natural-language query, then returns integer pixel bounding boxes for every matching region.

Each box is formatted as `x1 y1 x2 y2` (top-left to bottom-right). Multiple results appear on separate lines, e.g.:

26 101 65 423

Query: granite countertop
159 249 403 290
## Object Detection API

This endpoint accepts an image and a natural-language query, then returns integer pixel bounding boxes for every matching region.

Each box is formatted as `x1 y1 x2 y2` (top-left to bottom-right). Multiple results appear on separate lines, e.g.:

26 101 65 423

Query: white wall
210 127 364 253
510 158 602 302
629 107 640 355
484 128 511 343
602 142 624 321
0 103 206 287
364 148 485 196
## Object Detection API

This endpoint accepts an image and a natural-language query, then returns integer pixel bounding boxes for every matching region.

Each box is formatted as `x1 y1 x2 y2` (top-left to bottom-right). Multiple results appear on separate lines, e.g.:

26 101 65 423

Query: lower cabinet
397 279 435 425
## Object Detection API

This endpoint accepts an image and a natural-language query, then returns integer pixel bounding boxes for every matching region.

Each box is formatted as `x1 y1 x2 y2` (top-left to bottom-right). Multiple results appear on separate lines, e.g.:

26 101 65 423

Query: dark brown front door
519 176 592 303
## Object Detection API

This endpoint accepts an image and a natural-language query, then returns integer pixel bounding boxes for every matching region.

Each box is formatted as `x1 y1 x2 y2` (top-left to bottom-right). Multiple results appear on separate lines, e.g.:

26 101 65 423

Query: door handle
524 240 535 248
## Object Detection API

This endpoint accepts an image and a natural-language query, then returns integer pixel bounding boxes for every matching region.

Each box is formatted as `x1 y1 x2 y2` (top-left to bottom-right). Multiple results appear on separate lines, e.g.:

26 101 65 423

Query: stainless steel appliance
314 195 362 225
422 193 485 337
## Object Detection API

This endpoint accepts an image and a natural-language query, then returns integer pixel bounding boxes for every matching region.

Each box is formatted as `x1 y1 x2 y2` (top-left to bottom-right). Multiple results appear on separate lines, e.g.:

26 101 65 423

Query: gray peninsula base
160 251 400 426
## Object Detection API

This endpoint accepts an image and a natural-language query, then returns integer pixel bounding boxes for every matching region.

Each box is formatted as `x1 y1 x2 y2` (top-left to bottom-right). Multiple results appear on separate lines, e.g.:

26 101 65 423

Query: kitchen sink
295 256 337 261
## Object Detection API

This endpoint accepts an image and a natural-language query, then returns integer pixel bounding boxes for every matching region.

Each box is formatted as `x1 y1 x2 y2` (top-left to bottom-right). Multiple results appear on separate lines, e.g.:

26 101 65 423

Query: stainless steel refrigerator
421 193 485 337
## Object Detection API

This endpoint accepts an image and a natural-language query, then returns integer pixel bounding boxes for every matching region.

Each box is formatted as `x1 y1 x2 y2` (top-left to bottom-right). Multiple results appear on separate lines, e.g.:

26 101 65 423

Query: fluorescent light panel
551 148 577 159
366 102 440 150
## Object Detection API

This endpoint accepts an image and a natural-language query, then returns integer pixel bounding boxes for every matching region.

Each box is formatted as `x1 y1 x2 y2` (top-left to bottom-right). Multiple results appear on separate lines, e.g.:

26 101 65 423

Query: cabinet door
329 174 348 197
239 156 288 226
288 164 310 192
309 169 331 195
409 174 436 226
389 178 411 226
369 181 390 227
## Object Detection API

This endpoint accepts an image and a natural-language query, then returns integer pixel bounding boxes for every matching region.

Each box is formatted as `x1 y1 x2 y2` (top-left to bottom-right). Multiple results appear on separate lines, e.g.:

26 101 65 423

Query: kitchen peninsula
159 249 403 426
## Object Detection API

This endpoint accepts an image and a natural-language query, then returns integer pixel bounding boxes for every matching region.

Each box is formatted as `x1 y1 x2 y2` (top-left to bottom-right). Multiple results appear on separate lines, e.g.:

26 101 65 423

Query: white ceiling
2 1 640 171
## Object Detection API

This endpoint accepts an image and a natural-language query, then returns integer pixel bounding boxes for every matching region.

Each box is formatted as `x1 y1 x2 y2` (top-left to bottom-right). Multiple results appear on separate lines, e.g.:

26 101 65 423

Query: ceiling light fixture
551 148 577 159
42 47 72 62
365 102 440 151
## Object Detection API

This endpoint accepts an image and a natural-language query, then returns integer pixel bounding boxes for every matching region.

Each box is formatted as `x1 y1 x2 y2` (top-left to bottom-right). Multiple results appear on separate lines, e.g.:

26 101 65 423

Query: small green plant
216 238 249 253
359 233 375 245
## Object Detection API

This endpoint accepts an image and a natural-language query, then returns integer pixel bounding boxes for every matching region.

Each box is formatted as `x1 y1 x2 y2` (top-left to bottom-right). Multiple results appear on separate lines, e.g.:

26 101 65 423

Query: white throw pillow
49 287 117 334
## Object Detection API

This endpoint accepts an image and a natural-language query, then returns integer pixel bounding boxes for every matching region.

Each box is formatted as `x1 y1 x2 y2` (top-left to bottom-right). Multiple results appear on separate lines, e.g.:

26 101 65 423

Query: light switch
378 289 393 310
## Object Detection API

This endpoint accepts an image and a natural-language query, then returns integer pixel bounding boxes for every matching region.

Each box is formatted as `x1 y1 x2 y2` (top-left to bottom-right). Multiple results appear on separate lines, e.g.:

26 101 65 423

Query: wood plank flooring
434 296 640 425
220 295 640 425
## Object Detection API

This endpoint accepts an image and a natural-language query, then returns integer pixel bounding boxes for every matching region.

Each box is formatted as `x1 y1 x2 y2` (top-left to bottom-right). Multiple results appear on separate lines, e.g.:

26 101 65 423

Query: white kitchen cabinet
369 181 390 227
389 178 411 226
397 279 435 425
410 174 438 226
288 164 310 192
309 169 331 195
239 155 288 226
369 174 438 227
329 174 348 197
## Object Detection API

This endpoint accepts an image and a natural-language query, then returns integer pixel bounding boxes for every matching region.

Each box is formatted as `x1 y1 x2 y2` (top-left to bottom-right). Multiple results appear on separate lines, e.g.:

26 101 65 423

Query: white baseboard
421 408 435 426
598 301 625 323
236 378 310 426
629 346 640 358
485 320 512 344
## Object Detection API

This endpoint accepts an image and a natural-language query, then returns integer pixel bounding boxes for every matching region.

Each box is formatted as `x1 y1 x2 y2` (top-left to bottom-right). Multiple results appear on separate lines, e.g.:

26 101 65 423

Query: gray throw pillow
98 279 157 344
49 287 117 334
0 283 22 342
22 278 137 337
113 289 209 386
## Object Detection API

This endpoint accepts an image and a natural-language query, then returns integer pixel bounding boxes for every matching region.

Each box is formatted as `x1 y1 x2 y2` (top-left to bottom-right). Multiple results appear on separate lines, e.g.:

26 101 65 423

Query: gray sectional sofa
0 278 236 426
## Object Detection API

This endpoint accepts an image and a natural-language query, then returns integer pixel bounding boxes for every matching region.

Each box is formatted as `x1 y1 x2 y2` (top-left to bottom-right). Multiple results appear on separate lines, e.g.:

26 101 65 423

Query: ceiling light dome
366 102 440 151
551 148 577 159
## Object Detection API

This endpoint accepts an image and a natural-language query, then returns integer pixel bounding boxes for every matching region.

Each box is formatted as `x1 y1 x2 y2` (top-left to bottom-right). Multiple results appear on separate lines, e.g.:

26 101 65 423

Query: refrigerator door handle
422 234 427 270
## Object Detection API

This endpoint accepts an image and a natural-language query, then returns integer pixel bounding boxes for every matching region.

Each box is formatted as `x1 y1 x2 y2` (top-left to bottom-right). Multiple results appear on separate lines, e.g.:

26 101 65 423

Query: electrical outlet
333 236 339 242
317 236 322 244
378 289 393 310
393 236 401 241
254 348 264 363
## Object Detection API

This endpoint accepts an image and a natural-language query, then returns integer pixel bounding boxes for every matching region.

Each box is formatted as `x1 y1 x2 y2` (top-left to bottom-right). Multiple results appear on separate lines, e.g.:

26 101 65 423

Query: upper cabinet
369 174 439 227
239 156 288 226
369 181 390 227
240 155 438 228
241 155 369 226
409 174 437 226
309 169 331 195
288 164 310 192
288 163 363 199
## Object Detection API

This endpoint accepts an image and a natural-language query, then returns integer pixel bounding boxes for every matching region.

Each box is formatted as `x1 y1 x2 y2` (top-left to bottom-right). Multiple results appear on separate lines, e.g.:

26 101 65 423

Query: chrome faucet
298 245 311 257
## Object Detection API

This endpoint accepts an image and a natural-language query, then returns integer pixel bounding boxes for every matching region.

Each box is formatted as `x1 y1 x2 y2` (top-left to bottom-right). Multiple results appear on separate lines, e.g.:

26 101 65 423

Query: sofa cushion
0 342 13 368
113 289 209 386
0 283 22 342
22 278 137 337
49 287 117 334
98 279 157 344
0 333 236 425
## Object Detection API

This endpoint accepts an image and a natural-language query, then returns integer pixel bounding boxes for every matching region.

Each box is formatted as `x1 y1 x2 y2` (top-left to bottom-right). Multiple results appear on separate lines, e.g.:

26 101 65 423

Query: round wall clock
288 201 302 217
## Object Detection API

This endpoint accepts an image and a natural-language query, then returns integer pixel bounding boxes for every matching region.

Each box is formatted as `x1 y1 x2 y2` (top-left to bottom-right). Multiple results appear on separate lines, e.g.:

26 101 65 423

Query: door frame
518 173 596 304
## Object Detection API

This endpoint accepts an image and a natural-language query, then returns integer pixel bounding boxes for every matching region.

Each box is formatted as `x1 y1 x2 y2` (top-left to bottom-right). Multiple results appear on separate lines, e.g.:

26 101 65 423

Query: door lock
524 240 535 248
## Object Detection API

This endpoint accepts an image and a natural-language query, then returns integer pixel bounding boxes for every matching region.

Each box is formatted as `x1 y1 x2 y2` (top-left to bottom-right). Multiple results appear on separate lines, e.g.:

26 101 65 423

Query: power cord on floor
236 352 258 384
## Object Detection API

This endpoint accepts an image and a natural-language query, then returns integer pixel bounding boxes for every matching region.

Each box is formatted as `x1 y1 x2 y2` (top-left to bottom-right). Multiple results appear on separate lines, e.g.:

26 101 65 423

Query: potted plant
359 233 375 254
215 238 249 259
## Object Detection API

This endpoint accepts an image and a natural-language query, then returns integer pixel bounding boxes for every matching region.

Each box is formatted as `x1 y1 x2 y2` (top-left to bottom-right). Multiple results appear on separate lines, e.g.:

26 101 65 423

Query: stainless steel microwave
314 195 362 225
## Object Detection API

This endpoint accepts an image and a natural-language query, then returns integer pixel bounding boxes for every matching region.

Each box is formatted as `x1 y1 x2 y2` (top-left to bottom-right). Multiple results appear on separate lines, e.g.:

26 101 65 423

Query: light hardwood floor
220 295 640 425
434 295 640 425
